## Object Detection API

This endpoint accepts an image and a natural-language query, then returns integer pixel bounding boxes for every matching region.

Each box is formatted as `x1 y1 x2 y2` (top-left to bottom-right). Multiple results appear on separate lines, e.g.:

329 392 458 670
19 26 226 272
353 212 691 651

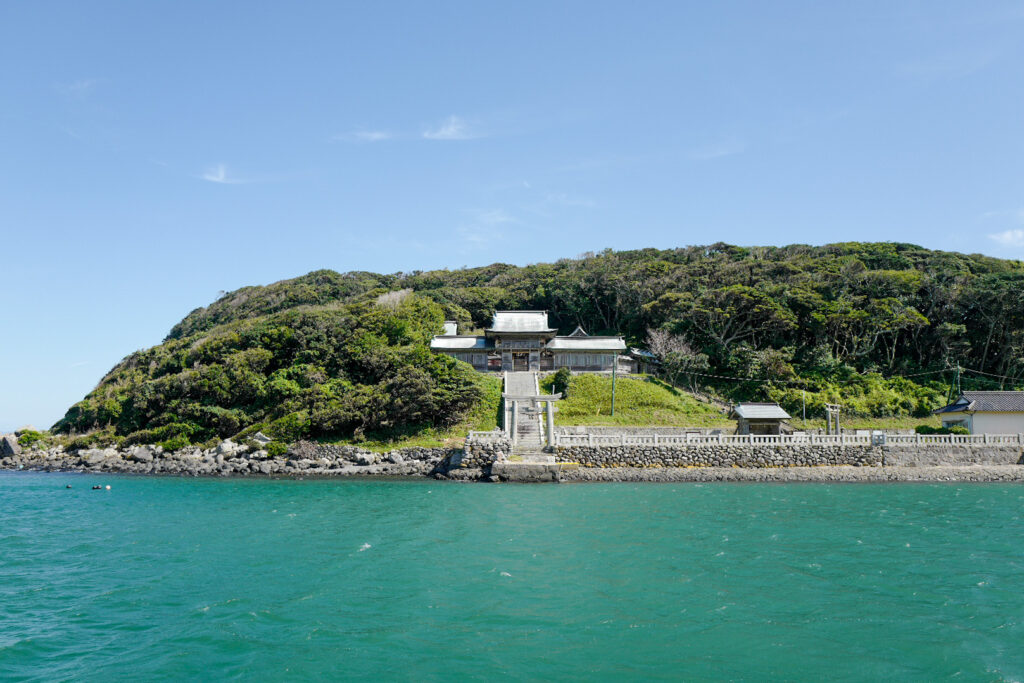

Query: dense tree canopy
56 242 1024 444
56 293 489 446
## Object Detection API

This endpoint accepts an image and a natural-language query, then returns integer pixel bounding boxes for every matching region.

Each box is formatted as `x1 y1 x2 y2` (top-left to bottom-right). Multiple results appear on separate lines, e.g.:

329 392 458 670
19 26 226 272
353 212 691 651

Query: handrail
467 430 510 441
551 432 1024 447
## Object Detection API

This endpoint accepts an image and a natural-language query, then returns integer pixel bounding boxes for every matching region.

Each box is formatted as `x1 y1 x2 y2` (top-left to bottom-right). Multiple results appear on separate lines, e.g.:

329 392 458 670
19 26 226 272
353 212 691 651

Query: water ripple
2 473 1023 680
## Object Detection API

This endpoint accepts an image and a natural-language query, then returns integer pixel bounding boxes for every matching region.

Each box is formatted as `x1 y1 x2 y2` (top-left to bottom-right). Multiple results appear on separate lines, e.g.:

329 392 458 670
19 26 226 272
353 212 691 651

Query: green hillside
53 243 1024 447
55 293 498 449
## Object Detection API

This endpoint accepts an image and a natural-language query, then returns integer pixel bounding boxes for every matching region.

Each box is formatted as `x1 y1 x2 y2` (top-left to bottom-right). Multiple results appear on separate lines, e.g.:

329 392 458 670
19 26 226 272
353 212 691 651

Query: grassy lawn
787 415 941 432
540 374 732 428
540 374 943 432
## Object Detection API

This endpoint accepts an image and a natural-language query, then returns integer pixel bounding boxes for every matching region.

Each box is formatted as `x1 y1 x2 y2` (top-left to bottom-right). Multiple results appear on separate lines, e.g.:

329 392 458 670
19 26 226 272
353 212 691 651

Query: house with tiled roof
934 391 1024 434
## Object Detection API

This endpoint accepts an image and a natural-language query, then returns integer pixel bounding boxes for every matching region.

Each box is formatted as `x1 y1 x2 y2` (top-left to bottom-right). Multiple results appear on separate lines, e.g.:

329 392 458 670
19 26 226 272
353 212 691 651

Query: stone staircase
504 371 554 463
495 371 560 479
515 404 545 450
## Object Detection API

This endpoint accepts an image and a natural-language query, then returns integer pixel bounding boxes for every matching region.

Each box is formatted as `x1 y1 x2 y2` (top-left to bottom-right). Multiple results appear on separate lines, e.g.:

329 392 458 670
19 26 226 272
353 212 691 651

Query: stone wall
458 435 512 468
884 445 1022 467
557 443 882 467
556 442 1024 468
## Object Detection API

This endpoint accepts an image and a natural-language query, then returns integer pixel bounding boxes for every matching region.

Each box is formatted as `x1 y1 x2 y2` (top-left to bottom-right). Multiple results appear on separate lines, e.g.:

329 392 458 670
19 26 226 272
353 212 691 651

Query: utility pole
611 353 618 416
802 390 806 423
947 363 962 404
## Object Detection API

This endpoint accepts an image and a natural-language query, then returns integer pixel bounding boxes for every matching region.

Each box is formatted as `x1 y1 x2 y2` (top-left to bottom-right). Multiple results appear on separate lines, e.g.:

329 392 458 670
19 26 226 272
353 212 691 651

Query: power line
894 369 949 379
680 367 949 387
960 367 1024 383
674 363 1019 391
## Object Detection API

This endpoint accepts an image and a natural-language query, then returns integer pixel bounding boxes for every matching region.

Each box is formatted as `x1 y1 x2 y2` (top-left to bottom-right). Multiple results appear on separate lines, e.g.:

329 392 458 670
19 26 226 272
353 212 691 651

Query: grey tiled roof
547 337 626 351
937 391 1024 413
731 403 791 420
487 311 554 333
430 336 489 350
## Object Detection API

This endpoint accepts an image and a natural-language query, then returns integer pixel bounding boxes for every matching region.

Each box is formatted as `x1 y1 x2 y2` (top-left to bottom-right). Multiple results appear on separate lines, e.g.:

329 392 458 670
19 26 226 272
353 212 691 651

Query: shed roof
429 336 489 350
547 337 626 351
731 403 791 420
935 391 1024 414
487 310 555 333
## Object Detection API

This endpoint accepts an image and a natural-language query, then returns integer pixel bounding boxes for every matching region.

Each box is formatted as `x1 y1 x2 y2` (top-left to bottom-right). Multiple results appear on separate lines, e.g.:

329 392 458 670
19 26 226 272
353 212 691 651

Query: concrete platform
491 460 561 482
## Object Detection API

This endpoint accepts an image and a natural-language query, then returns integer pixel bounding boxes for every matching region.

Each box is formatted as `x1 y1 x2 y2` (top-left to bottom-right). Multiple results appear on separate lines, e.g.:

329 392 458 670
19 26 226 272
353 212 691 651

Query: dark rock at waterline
1 434 21 457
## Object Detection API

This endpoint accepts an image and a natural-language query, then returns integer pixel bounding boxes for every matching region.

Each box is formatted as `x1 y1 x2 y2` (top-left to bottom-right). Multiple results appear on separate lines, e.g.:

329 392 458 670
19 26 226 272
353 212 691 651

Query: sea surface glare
2 473 1023 681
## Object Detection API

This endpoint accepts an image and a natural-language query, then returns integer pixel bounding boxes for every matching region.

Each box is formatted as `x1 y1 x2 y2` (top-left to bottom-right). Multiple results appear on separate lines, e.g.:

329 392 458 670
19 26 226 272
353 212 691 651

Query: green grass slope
540 374 731 427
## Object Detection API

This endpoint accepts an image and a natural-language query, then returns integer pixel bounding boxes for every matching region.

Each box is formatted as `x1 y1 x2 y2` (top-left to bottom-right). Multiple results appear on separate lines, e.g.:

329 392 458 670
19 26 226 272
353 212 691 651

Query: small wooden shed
730 402 792 435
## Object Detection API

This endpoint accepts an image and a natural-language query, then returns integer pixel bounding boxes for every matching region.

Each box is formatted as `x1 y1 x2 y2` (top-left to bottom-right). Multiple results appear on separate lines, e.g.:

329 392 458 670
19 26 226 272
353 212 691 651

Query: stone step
491 460 560 482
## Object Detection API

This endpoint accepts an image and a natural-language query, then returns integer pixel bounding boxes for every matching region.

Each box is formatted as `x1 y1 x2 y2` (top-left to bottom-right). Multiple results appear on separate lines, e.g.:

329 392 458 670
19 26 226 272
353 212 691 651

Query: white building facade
935 391 1024 434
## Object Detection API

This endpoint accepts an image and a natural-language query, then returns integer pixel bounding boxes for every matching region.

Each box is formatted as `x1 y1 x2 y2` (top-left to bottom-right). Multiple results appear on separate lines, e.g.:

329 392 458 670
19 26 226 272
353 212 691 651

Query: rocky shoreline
0 440 460 479
3 438 1024 483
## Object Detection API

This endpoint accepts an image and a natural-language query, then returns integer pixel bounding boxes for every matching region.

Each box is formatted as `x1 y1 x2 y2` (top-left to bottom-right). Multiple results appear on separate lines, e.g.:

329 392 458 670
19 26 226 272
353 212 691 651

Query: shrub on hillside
550 368 572 398
915 424 969 435
159 435 191 451
17 430 45 448
265 441 288 457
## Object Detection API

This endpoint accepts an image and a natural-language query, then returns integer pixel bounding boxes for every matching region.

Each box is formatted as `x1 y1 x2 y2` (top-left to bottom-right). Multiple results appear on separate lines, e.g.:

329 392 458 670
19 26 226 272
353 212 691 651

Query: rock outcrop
1 434 22 457
0 439 459 478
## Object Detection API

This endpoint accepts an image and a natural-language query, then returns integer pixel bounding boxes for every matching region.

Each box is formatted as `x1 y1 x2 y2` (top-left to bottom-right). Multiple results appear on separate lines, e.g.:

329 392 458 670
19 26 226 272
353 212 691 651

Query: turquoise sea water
2 473 1023 681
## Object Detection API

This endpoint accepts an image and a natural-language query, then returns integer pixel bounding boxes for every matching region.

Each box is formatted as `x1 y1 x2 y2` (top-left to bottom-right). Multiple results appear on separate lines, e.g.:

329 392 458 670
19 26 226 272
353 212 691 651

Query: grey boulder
131 446 155 462
356 452 378 466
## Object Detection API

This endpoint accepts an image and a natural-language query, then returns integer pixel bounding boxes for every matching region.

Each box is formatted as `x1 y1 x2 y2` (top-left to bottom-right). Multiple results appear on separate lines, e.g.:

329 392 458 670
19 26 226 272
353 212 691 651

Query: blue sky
2 1 1024 431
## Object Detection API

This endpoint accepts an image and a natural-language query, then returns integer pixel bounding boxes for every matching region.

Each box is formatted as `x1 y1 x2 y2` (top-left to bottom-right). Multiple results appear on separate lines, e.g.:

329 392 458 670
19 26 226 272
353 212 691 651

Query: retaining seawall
554 443 1023 468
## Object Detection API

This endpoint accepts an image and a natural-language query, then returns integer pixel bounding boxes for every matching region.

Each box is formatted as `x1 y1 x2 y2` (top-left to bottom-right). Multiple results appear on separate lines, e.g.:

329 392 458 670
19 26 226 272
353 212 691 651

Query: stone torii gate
503 393 562 448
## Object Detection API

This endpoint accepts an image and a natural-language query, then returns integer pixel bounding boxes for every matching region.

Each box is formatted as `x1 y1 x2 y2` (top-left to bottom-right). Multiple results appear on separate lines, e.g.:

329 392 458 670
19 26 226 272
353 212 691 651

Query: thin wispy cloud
989 229 1024 248
476 209 516 225
333 130 393 143
56 78 98 97
454 209 513 253
689 138 746 161
983 207 1024 247
981 208 1024 222
545 192 596 208
59 125 85 141
457 225 491 246
200 163 246 184
423 115 479 140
